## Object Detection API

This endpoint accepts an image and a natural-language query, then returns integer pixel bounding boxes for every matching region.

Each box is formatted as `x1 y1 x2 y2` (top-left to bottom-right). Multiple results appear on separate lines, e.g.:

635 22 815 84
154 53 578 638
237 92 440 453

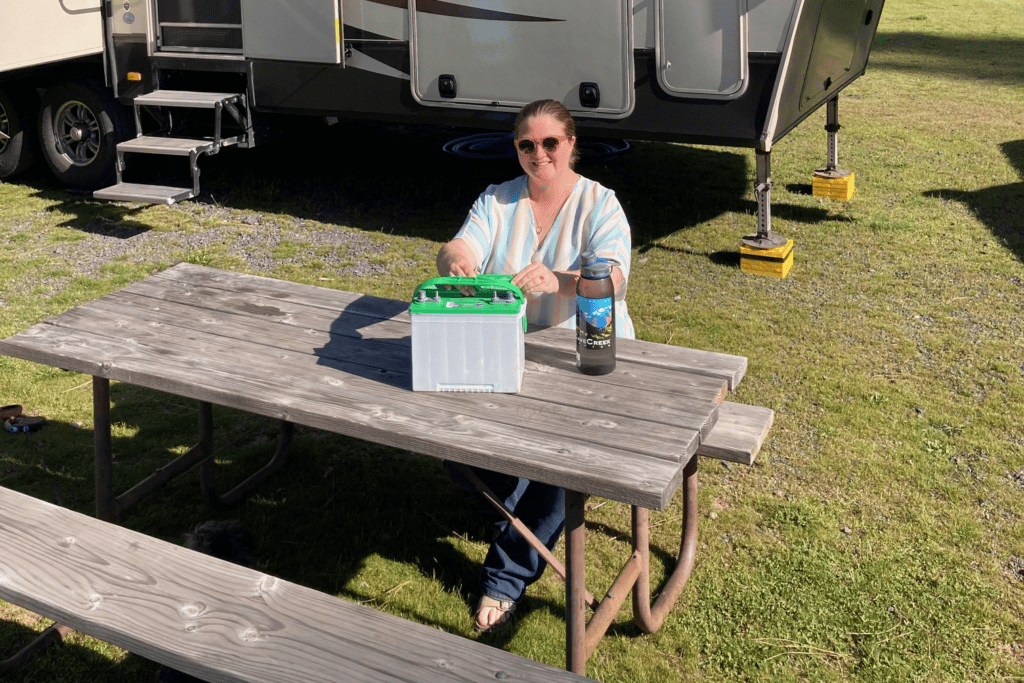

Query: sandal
4 415 46 434
474 595 517 634
0 405 22 421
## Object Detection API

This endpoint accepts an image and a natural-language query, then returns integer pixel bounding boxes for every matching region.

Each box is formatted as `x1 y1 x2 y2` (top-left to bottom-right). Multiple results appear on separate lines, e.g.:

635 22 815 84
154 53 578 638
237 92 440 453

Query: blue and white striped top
454 174 635 339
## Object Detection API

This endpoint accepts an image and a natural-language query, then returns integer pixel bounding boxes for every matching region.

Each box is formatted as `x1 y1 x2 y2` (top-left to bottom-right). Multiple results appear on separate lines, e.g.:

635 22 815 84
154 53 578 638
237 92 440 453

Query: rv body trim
759 0 806 151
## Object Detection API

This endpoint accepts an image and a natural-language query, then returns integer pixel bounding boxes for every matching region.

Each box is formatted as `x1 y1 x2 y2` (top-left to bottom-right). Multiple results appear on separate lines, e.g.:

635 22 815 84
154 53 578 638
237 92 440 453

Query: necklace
531 176 578 235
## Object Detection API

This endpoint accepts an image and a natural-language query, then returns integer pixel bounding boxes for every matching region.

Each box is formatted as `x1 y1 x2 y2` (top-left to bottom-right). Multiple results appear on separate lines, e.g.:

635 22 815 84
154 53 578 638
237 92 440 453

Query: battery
410 275 526 392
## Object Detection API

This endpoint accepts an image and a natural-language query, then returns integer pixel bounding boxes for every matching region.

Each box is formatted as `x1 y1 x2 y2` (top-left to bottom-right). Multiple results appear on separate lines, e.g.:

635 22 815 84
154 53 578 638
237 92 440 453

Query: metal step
133 90 242 109
118 136 218 156
93 183 195 205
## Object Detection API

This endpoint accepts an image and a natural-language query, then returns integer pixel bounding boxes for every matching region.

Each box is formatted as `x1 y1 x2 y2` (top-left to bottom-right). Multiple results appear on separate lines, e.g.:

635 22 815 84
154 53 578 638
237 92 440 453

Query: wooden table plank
52 302 702 464
0 322 683 509
147 263 748 388
526 325 748 391
115 280 729 414
80 289 720 444
696 402 775 465
0 486 595 683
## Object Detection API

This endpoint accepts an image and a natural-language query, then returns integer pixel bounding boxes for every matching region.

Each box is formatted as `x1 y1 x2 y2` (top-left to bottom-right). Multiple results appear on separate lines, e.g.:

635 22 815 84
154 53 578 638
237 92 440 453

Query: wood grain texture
696 402 775 465
524 325 748 391
60 300 703 465
0 320 682 509
0 264 759 509
0 486 594 683
79 291 719 444
149 263 748 389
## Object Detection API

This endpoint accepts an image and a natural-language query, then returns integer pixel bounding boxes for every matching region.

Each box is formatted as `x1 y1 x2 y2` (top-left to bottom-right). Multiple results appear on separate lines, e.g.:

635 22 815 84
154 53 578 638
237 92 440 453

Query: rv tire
38 79 131 190
0 86 39 179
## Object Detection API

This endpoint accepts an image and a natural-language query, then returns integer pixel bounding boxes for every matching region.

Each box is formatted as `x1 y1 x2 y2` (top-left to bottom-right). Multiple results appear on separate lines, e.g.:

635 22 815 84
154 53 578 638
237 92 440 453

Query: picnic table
0 263 773 677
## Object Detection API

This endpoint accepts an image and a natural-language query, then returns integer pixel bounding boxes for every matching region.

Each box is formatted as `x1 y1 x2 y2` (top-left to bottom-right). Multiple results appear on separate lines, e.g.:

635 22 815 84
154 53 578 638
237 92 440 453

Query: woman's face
516 114 576 185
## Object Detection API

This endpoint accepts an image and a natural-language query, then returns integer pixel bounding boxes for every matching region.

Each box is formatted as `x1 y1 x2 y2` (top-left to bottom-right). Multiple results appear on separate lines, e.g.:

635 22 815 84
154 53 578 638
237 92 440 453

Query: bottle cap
580 251 612 279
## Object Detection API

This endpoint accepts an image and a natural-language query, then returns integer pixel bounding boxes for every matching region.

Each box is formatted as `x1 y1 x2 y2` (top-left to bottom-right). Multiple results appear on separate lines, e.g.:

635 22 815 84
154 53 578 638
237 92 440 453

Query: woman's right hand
436 238 478 277
436 238 479 295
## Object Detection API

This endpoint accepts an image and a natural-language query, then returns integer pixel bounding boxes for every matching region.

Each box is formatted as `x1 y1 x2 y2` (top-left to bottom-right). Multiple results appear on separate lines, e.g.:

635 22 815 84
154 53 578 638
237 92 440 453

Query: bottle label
577 295 613 348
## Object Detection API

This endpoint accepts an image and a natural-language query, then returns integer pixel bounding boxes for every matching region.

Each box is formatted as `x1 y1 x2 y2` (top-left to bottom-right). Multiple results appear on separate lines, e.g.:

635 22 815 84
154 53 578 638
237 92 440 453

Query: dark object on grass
4 415 46 433
0 404 23 420
154 521 256 683
184 519 257 569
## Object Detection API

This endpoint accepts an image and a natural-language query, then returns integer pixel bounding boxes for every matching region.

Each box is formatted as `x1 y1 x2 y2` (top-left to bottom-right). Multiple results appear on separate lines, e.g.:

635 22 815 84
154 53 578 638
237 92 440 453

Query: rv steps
132 90 242 109
94 90 252 205
93 182 195 205
117 136 217 156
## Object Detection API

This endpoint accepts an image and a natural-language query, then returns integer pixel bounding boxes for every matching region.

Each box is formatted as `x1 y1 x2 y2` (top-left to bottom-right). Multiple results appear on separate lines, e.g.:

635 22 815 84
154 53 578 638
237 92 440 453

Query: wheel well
1 56 106 95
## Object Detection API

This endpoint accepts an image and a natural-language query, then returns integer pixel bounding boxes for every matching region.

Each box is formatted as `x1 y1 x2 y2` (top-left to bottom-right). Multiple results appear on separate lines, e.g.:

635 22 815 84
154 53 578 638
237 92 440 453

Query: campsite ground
2 1 1023 680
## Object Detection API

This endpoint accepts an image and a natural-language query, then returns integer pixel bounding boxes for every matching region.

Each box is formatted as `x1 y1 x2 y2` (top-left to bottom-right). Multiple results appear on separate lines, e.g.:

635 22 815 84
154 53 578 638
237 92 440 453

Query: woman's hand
512 262 560 296
437 239 479 278
436 239 480 295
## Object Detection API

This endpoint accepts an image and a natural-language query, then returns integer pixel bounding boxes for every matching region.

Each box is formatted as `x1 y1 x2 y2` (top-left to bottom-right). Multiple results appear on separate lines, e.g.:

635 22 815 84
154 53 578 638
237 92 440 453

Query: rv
0 0 885 245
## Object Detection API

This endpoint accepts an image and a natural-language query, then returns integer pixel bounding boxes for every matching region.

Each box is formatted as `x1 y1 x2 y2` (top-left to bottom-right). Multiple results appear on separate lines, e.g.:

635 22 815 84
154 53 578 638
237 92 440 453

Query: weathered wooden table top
0 264 748 510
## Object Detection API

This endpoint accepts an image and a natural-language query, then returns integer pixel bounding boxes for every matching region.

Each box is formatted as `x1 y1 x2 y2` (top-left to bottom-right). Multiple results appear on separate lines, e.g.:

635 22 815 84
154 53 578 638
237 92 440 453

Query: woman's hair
514 99 579 168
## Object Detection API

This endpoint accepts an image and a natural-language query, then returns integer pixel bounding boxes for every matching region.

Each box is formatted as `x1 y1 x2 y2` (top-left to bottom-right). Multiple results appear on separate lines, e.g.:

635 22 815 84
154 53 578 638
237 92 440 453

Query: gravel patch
22 202 405 299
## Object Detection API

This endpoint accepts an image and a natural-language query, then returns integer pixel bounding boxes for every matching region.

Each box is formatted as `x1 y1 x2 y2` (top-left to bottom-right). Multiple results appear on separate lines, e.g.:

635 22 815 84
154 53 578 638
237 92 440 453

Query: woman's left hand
512 262 560 296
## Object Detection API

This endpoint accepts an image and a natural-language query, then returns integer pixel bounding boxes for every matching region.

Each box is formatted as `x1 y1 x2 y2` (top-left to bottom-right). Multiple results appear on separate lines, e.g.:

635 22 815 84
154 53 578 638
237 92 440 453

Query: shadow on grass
2 377 696 678
180 121 836 263
923 139 1024 263
870 32 1024 86
12 167 152 238
0 619 160 682
7 118 845 268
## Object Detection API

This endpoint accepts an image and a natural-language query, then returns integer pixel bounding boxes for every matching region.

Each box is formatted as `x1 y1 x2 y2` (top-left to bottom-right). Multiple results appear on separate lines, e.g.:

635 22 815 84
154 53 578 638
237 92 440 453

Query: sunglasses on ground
515 135 570 154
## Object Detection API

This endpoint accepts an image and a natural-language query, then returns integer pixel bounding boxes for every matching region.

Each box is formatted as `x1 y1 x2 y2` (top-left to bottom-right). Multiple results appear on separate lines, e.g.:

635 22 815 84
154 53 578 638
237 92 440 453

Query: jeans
445 462 565 603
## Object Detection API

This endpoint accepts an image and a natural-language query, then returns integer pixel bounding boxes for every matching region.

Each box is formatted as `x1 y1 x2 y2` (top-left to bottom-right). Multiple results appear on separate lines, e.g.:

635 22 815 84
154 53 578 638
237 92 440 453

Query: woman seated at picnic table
436 98 636 633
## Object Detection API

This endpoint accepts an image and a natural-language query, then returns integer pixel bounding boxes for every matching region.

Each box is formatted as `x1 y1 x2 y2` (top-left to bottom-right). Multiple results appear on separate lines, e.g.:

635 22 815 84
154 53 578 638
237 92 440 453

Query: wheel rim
54 100 101 167
0 101 10 155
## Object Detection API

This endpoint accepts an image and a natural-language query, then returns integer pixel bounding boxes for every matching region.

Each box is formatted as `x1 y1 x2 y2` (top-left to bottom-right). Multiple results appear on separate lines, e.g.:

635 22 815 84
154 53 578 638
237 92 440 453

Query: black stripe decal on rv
367 0 562 22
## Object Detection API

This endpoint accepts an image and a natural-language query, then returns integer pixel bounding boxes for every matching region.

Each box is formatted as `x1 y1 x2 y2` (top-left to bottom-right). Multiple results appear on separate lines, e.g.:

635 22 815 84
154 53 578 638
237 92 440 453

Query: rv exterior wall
747 0 801 53
0 0 103 73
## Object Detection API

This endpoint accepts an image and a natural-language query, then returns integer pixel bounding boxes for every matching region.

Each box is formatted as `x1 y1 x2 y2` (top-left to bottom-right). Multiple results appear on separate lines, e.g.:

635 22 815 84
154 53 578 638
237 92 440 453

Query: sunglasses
515 135 570 155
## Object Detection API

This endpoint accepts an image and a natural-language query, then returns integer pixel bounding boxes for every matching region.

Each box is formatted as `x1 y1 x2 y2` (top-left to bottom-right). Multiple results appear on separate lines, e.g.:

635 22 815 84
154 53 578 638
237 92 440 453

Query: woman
437 99 635 632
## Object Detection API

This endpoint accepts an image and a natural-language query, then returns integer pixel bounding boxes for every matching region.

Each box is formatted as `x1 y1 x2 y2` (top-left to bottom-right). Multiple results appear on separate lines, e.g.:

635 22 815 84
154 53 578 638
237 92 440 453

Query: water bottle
576 251 615 375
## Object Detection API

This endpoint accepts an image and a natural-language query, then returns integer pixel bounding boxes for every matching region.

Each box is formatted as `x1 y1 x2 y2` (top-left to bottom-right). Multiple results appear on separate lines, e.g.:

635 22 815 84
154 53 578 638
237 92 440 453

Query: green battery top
410 275 526 330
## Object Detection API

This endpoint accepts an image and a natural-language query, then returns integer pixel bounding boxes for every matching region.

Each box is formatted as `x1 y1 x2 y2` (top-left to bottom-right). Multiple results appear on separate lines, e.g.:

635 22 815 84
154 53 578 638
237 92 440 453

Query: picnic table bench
0 263 773 678
0 485 594 682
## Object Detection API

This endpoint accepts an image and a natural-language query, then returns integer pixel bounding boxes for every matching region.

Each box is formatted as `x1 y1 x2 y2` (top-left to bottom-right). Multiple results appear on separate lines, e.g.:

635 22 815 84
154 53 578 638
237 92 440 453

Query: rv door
656 0 748 99
241 0 342 63
410 0 633 118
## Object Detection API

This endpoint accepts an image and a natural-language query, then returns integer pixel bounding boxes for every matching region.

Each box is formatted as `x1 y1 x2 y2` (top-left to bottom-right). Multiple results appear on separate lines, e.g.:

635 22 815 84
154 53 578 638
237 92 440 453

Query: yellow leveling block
812 170 855 201
740 238 794 278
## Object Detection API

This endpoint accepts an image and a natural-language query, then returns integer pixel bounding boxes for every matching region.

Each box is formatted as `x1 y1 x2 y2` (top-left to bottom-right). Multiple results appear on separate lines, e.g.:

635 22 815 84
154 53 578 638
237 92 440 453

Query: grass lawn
1 0 1023 681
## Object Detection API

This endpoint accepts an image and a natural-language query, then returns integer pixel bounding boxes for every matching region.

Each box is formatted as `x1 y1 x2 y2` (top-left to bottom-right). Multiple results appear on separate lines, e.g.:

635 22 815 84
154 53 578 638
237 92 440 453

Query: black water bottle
576 251 615 375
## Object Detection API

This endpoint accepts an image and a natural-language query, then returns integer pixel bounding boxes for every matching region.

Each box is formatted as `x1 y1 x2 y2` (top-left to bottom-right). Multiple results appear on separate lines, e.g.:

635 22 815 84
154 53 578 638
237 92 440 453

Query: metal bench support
0 623 72 673
93 377 292 522
454 457 700 676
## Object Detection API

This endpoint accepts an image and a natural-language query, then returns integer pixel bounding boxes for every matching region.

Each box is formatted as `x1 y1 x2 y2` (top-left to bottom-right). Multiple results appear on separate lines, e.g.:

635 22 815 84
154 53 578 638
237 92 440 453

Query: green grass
2 0 1024 680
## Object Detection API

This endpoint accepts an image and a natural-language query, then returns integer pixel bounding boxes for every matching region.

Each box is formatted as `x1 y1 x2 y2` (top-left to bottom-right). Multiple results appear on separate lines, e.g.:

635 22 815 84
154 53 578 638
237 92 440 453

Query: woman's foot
474 595 516 633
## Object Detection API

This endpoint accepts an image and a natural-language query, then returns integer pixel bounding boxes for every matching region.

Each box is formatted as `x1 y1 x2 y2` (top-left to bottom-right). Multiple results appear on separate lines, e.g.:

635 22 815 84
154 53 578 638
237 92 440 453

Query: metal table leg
0 623 73 672
632 456 699 633
450 464 597 607
200 407 293 510
454 463 686 673
565 489 587 675
94 377 114 522
92 384 293 520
